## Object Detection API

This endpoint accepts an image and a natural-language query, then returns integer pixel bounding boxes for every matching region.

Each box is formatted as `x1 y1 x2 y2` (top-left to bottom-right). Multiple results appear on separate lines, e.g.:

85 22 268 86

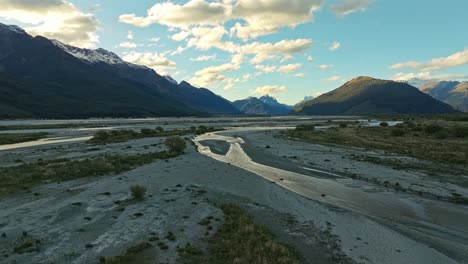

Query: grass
287 121 468 165
0 132 48 145
0 151 179 197
178 204 300 264
89 126 219 144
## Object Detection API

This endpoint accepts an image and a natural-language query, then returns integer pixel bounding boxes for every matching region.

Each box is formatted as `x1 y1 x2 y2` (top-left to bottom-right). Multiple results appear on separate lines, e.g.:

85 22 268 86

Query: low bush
390 128 405 137
424 124 443 134
379 122 389 127
130 185 147 201
295 124 315 131
164 136 187 153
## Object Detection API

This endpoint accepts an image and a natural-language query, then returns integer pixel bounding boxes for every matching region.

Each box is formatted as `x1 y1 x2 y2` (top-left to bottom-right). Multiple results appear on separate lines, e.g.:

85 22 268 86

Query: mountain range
233 95 293 115
293 77 457 115
419 81 468 112
0 23 241 118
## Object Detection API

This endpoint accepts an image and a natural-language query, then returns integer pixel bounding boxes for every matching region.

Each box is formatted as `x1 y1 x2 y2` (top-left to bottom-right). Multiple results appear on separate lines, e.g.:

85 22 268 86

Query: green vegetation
99 242 153 264
178 204 300 264
164 136 187 153
14 239 41 254
130 185 147 201
89 126 219 144
0 124 107 131
288 121 468 165
0 151 178 196
0 132 48 145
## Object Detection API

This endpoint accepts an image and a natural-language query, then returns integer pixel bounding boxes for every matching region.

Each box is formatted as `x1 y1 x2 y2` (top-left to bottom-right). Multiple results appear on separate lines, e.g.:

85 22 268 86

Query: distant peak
164 75 178 85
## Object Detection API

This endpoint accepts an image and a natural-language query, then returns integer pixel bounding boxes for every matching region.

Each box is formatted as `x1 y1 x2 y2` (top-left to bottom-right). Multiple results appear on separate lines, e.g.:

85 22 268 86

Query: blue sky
0 0 467 105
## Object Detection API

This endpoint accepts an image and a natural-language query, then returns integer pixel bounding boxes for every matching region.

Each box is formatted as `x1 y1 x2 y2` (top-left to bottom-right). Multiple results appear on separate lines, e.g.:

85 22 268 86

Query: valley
0 117 467 264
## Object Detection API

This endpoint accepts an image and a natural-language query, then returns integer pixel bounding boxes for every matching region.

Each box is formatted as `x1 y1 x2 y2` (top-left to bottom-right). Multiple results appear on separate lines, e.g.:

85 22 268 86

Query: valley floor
0 117 467 264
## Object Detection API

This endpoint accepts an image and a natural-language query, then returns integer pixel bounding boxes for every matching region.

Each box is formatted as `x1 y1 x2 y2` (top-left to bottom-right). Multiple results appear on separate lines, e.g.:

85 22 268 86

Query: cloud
186 26 227 50
127 31 133 40
389 49 468 72
118 0 229 28
317 64 333 69
171 31 190 41
253 85 288 95
278 63 302 73
307 56 314 62
119 0 324 40
0 0 99 48
255 65 277 73
188 62 240 89
330 0 374 17
391 71 468 81
149 37 160 42
230 0 325 40
325 75 342 81
294 73 306 77
328 41 341 51
122 52 176 75
116 41 138 48
190 55 217 61
171 46 188 55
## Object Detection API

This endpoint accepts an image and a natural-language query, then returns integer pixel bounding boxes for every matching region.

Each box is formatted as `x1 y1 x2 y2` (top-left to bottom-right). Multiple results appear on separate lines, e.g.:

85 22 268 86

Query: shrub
424 124 443 134
156 126 164 132
435 131 448 140
379 122 389 127
130 185 147 201
140 128 153 135
295 124 315 131
93 131 110 141
339 123 347 128
165 136 187 153
390 128 405 137
451 126 468 138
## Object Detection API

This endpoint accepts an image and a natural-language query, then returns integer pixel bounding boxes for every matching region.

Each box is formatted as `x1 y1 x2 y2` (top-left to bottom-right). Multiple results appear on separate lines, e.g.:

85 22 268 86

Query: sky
0 0 467 105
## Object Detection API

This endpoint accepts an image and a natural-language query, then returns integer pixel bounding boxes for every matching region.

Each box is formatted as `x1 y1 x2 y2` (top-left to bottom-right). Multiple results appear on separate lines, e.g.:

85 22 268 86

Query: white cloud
278 63 302 73
186 26 227 50
116 41 138 48
171 46 188 55
294 73 306 77
230 0 325 40
127 31 134 40
0 0 99 48
307 56 314 62
122 52 176 75
253 85 288 95
255 65 277 73
190 55 217 61
326 75 342 81
330 0 374 17
119 0 324 41
329 41 341 51
317 64 333 69
118 0 229 28
172 31 190 41
188 62 240 89
391 71 468 81
389 49 468 72
150 37 160 42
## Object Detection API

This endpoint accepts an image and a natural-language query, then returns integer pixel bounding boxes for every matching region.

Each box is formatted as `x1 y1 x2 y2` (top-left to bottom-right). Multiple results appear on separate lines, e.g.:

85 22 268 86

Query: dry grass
0 132 48 145
178 204 300 264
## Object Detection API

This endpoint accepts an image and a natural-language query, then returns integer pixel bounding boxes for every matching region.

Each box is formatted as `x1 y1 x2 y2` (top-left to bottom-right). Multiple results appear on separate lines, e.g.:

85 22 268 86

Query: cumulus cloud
389 49 468 72
0 0 99 48
119 0 324 40
122 52 176 75
188 62 240 89
278 63 302 73
118 0 229 28
116 41 138 48
330 0 373 17
391 71 468 81
307 56 314 62
253 85 288 95
294 73 306 77
328 41 341 51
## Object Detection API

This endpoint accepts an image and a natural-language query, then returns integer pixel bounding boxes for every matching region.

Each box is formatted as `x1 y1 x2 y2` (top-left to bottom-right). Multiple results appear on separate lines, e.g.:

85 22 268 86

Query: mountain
293 76 457 115
405 78 440 88
233 96 292 115
0 23 241 118
420 81 468 112
294 95 315 107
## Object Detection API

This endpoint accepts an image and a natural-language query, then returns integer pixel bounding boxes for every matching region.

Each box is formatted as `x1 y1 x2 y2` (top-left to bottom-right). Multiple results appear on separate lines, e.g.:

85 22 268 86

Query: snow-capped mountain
51 39 144 68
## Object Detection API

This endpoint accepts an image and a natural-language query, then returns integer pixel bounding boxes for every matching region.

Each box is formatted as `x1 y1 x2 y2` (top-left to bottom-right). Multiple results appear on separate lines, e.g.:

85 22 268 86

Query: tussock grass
0 132 48 145
0 151 178 196
130 185 147 201
179 204 300 264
